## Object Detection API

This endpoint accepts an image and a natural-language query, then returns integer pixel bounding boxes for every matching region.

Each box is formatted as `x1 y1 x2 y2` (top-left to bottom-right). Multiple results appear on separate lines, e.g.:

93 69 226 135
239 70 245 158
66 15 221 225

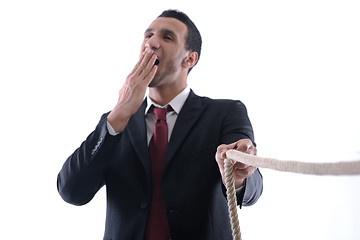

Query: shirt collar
145 86 190 115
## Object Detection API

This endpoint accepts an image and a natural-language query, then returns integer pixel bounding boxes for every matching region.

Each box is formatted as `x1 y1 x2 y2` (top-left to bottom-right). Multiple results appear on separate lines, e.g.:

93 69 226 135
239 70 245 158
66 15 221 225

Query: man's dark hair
158 9 202 73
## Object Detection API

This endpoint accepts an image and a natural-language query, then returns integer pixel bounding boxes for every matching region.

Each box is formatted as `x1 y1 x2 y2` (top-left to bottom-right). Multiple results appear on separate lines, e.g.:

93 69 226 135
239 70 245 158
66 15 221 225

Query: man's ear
182 51 198 70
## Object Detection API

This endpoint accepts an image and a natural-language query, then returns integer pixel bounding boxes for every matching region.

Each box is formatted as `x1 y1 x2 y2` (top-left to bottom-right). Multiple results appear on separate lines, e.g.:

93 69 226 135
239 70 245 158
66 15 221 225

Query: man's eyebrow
161 29 177 39
144 28 178 39
144 28 154 34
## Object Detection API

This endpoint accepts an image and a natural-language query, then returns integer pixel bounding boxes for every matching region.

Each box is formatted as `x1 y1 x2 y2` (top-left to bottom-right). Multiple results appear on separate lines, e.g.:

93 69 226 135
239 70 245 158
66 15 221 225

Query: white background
1 0 360 239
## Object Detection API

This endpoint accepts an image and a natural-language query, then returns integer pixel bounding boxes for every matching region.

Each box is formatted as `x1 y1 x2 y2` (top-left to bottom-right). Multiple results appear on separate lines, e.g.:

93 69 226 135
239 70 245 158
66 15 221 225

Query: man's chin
148 74 162 88
148 81 156 88
148 78 159 88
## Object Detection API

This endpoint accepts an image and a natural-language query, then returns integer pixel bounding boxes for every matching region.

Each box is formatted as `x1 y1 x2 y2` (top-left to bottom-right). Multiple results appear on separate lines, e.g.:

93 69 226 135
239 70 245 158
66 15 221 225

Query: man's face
141 17 189 87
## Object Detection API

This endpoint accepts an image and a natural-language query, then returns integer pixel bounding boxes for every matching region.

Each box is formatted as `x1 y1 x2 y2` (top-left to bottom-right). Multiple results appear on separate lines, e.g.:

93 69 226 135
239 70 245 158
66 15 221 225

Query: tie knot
153 107 169 121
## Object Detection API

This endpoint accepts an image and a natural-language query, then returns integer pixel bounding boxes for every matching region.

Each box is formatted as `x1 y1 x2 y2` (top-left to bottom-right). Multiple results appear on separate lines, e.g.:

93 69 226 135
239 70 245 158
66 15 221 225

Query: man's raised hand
107 48 158 133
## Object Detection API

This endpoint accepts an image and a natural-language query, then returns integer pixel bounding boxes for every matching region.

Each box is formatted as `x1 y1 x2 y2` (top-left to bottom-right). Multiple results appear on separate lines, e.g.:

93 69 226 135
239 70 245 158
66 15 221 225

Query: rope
224 158 242 240
226 150 360 176
224 149 360 240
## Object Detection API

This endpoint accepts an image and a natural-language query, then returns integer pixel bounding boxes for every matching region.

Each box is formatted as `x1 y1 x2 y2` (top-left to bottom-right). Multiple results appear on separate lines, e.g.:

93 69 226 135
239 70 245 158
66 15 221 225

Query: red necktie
145 107 170 240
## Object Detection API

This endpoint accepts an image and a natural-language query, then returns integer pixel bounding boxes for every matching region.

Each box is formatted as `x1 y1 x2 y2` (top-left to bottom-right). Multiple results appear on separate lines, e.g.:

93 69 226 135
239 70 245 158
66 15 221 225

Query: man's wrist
235 178 246 189
106 108 131 133
236 178 246 193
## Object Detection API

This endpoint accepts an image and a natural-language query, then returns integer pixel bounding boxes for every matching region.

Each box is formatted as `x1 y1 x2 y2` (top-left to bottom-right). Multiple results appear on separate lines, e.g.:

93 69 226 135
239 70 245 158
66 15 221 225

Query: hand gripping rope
224 149 360 240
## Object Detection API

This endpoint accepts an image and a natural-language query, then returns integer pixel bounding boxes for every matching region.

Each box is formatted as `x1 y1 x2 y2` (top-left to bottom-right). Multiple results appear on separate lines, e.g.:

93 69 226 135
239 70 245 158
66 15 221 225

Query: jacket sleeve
57 113 119 206
221 100 263 207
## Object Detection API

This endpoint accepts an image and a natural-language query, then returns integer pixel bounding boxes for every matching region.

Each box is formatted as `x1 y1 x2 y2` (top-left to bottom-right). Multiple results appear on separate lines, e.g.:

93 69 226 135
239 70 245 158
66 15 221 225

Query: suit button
139 202 148 209
168 209 175 214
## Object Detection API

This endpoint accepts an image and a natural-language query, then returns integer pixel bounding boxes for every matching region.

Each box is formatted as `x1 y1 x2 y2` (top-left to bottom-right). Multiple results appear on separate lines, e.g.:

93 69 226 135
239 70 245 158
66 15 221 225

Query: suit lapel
164 90 205 170
127 100 151 180
126 91 206 177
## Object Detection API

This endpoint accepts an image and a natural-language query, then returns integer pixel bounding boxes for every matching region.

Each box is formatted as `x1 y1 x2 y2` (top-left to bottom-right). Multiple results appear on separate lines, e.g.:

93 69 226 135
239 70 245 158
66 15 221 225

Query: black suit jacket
57 90 263 240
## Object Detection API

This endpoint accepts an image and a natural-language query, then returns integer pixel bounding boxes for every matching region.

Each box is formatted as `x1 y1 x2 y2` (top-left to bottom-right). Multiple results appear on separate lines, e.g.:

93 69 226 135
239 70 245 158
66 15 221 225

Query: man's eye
164 35 173 41
145 34 152 39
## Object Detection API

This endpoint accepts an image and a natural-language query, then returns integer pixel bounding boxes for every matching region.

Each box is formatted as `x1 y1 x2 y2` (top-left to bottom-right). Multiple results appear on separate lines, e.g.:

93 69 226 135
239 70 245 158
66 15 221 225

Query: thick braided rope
226 150 360 175
224 158 242 240
224 150 360 240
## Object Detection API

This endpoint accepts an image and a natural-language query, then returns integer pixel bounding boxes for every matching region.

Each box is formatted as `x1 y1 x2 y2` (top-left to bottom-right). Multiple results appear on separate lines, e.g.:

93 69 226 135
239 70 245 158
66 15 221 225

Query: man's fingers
140 54 158 79
234 139 251 152
216 142 237 159
234 162 248 170
143 64 158 85
134 49 157 77
129 49 148 76
249 145 257 155
127 48 156 79
233 139 257 156
234 166 257 179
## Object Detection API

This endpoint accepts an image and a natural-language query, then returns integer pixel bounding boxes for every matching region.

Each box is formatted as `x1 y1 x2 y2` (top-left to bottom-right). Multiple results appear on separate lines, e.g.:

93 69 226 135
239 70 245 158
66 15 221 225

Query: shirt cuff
106 121 119 136
235 178 247 194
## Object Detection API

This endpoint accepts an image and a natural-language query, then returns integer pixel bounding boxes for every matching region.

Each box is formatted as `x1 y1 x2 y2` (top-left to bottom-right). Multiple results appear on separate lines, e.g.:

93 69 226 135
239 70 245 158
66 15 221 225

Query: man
57 9 263 240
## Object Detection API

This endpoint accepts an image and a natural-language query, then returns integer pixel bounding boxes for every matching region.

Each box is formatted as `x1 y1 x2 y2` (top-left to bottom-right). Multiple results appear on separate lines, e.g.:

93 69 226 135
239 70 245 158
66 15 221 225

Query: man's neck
148 70 188 106
148 83 187 106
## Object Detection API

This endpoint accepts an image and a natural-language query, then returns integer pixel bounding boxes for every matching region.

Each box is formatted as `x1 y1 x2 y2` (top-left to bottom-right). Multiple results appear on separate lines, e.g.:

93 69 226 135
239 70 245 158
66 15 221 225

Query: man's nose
145 35 160 50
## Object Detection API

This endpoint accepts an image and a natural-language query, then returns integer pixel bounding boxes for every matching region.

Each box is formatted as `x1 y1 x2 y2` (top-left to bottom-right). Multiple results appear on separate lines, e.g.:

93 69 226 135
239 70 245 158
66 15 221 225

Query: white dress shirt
145 87 190 144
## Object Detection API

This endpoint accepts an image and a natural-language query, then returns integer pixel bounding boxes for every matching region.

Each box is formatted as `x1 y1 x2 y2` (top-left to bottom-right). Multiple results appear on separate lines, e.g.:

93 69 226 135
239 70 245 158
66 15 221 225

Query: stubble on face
148 56 183 87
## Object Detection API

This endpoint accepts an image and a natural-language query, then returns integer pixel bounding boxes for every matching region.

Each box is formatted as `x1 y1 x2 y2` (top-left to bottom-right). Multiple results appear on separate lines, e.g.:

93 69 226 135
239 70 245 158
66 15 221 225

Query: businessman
57 9 263 240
